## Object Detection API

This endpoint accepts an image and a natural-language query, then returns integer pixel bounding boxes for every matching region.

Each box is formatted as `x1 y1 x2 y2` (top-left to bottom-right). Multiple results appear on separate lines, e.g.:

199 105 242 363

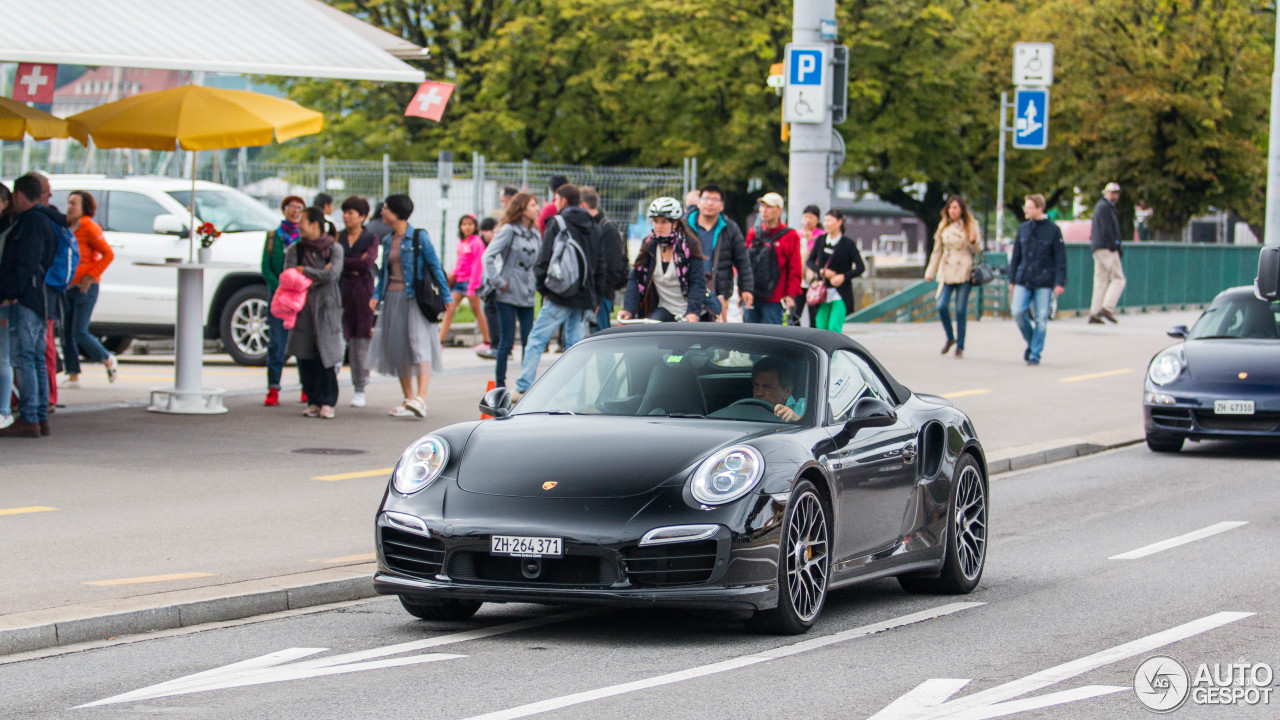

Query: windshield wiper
517 410 579 416
662 413 707 419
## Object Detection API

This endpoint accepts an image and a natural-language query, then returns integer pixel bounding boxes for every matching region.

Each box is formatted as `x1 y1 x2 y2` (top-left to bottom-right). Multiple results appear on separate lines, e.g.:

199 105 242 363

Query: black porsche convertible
373 324 988 634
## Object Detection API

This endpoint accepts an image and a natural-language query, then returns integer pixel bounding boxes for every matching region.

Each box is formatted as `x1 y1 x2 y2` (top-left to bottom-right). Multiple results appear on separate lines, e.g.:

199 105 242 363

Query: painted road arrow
79 609 599 708
868 611 1253 720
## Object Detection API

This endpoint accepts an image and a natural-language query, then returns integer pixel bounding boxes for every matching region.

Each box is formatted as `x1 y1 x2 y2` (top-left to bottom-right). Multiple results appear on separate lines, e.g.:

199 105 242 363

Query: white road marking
459 602 984 720
79 608 601 707
1108 521 1248 560
867 611 1253 719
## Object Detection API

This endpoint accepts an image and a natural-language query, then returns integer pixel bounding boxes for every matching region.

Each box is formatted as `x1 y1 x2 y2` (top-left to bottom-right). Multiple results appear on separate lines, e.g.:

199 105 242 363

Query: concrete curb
0 431 1145 658
0 565 377 656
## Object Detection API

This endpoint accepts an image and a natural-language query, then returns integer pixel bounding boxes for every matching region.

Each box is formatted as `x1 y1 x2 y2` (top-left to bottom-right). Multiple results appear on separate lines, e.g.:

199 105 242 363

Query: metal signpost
785 0 836 230
995 43 1054 249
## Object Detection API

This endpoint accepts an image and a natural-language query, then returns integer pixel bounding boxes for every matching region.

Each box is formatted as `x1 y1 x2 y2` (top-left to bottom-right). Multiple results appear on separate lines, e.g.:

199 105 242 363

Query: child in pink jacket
271 267 312 330
437 214 492 349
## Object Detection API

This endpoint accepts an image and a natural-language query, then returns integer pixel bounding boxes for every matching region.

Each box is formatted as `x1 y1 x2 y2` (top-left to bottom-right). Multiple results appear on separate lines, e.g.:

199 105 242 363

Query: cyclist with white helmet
619 197 714 322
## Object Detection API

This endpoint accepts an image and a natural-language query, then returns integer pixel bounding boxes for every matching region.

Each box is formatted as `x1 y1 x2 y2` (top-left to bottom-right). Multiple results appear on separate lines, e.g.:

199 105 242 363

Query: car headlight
1148 350 1184 386
690 445 764 505
393 435 449 495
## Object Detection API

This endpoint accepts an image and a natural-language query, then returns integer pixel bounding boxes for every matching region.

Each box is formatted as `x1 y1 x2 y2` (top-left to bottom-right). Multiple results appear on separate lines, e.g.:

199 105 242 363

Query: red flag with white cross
404 81 455 122
13 63 57 104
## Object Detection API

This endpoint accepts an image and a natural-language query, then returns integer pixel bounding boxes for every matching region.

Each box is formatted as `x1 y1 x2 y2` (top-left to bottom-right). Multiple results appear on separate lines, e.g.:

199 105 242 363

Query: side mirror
1257 246 1280 301
836 397 897 444
153 214 188 236
479 386 512 418
1166 325 1189 339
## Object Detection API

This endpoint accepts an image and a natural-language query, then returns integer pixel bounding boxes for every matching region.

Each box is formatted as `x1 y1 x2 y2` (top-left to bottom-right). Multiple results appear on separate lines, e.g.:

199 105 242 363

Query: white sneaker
0 415 13 430
104 355 118 383
350 392 366 408
61 378 81 389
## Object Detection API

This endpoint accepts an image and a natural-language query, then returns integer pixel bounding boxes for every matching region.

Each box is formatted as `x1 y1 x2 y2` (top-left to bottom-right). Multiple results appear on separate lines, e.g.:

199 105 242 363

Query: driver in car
752 356 806 422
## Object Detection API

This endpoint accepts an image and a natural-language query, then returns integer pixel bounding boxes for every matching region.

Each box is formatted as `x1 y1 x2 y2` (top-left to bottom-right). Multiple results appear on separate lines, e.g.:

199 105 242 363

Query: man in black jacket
686 184 753 321
1088 182 1126 324
1008 193 1066 366
0 175 58 437
581 186 627 331
514 184 604 395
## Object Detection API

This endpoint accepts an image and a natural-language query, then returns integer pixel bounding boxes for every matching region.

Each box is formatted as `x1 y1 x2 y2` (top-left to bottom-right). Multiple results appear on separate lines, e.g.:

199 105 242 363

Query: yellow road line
313 467 394 482
309 553 376 564
0 506 58 516
1059 368 1133 383
940 389 992 399
84 572 217 587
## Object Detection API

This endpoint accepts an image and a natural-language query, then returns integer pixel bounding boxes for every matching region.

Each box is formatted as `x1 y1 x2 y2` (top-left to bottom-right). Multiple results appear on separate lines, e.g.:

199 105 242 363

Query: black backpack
748 227 786 299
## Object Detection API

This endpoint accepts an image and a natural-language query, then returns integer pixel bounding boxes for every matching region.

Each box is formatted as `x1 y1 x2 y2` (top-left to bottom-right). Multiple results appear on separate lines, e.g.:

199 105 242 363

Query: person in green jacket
262 195 305 406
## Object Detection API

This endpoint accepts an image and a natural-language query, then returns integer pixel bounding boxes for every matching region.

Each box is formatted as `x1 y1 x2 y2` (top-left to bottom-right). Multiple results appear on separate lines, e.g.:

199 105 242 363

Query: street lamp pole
1265 7 1280 247
787 0 836 228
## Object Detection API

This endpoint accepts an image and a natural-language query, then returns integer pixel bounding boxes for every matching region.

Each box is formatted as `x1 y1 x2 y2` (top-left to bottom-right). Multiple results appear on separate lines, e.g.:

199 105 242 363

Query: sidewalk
0 309 1199 657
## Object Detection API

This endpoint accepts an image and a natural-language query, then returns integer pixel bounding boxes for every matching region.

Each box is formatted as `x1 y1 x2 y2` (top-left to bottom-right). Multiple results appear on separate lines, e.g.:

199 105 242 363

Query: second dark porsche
373 324 988 634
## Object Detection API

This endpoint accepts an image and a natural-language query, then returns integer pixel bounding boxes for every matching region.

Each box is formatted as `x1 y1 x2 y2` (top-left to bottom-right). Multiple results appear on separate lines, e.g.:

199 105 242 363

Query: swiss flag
13 63 57 104
404 81 455 122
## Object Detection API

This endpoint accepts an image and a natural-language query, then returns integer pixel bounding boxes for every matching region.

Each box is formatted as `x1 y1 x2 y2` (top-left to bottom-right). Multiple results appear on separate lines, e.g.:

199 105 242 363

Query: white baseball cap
759 192 785 208
1102 182 1121 194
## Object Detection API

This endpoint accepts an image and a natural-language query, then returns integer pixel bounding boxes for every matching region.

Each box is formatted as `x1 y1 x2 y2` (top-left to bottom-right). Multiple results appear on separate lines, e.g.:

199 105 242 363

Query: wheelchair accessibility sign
784 44 827 124
1013 88 1049 150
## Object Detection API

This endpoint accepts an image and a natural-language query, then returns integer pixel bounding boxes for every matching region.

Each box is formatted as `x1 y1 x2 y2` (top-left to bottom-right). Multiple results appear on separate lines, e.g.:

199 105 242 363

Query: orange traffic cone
480 380 496 419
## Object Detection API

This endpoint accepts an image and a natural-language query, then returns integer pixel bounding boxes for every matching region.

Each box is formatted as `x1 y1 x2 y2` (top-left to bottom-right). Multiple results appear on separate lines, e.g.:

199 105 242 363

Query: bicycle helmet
647 197 684 221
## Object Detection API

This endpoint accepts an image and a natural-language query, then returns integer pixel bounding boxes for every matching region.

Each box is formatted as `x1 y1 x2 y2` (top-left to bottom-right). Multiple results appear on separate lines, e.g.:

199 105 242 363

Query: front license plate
491 535 563 558
1214 400 1255 415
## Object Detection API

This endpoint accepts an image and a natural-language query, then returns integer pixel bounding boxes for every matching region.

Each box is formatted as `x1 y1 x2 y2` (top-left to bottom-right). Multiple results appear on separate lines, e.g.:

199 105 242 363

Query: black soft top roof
591 323 913 405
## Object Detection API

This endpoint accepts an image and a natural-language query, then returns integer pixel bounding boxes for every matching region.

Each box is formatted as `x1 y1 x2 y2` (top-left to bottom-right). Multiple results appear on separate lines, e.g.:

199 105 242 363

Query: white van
46 175 280 365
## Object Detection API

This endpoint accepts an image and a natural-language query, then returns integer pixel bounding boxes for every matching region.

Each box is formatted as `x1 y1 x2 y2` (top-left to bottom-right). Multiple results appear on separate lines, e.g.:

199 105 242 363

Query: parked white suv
46 175 278 365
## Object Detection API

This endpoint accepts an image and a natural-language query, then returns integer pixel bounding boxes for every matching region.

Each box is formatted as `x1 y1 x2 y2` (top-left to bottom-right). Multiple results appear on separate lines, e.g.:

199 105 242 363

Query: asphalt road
0 312 1196 617
3 441 1276 719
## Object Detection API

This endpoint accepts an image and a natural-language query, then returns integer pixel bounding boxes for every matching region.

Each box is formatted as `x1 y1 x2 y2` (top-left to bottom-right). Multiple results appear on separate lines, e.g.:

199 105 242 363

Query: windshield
167 189 280 233
513 334 819 425
1189 296 1280 340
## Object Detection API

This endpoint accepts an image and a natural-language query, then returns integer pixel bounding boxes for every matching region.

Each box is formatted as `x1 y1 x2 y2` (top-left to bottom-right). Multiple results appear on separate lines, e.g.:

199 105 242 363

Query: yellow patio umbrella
67 85 324 260
0 96 71 141
66 84 323 150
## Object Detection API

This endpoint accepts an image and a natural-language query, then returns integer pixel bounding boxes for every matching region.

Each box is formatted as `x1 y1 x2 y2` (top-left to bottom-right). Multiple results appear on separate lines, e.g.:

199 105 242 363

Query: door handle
901 443 917 462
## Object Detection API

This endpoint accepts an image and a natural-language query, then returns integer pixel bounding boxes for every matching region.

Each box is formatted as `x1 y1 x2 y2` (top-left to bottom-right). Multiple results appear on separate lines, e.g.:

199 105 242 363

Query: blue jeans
9 303 49 423
515 301 587 393
1012 285 1053 362
937 283 972 350
595 295 613 332
0 305 12 420
62 284 111 375
266 310 288 389
743 301 784 325
495 302 534 388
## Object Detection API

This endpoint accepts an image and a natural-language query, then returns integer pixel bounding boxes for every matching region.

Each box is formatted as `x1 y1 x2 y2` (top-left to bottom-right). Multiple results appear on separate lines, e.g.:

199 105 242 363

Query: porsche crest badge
542 481 558 491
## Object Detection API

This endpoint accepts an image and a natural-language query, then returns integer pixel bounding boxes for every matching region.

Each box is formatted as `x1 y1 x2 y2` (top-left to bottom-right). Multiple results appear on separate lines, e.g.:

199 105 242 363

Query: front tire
1145 432 1184 453
398 596 483 621
899 454 987 594
747 480 830 635
219 285 270 366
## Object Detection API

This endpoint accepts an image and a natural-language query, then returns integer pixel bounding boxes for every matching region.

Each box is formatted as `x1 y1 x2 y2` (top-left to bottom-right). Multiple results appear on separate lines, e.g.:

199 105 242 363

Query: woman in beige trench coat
924 196 983 358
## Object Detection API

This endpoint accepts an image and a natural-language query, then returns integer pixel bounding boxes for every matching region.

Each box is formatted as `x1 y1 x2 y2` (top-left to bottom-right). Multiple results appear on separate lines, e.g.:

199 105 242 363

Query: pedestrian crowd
0 167 1128 432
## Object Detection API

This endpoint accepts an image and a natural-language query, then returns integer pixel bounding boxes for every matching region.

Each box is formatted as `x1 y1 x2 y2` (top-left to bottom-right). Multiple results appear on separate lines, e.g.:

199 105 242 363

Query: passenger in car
752 356 806 423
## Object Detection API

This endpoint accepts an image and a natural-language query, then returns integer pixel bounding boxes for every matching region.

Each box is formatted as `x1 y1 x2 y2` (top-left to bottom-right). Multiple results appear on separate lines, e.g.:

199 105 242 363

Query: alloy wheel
785 490 829 623
954 465 987 581
231 298 269 358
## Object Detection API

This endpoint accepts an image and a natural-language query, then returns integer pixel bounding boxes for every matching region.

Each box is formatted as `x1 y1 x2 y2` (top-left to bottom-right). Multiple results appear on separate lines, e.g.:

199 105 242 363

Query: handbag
969 240 995 285
411 230 447 323
805 252 832 305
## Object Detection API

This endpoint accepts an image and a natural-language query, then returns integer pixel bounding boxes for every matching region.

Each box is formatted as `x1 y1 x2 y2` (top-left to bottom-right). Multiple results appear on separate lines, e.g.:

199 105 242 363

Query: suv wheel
220 286 270 366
